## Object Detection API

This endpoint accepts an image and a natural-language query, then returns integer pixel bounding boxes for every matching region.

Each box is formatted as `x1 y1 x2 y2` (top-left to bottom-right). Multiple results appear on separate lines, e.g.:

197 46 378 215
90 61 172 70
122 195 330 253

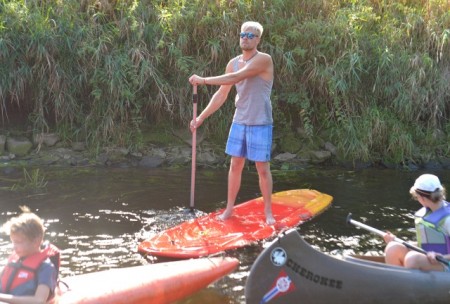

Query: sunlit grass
0 0 448 165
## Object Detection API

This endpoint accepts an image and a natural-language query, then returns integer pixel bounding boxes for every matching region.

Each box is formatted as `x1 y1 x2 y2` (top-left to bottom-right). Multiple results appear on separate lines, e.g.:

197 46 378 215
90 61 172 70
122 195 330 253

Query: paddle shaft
189 85 198 209
347 214 450 267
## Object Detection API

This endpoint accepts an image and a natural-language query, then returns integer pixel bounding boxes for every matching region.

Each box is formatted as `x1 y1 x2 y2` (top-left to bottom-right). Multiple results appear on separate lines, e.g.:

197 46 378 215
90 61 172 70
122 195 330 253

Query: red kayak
49 257 238 304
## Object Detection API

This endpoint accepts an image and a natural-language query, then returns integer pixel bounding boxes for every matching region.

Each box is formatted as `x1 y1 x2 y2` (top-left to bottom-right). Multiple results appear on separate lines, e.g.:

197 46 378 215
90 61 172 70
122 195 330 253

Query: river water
0 165 449 303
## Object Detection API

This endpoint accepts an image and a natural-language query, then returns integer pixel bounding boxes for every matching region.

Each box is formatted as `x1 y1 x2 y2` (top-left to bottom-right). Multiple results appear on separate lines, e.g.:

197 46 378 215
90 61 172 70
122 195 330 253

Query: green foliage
0 0 449 164
332 105 416 163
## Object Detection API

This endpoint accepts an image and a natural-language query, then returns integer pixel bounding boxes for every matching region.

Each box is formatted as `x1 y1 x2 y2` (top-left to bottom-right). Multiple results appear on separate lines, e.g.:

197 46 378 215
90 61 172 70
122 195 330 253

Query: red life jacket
0 242 60 294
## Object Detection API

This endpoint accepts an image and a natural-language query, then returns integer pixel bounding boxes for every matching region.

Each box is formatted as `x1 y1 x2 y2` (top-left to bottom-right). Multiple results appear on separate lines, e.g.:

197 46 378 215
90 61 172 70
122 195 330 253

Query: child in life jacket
0 206 58 303
384 174 450 271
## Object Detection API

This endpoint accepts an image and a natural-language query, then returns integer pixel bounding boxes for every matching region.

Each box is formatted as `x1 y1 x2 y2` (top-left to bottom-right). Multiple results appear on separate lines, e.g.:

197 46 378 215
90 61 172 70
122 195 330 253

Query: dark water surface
0 165 449 303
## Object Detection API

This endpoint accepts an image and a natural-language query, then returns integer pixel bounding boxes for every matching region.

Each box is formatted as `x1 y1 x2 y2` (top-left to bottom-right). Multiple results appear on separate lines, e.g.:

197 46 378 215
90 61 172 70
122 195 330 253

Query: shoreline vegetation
0 0 449 169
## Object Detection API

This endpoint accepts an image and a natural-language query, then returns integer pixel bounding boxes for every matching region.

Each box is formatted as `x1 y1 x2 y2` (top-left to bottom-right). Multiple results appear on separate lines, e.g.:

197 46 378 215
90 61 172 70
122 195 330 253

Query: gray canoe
245 229 450 304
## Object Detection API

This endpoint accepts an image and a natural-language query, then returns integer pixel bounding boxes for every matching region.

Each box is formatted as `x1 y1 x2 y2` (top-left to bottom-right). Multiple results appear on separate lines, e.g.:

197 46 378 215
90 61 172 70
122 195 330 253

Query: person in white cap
383 174 450 271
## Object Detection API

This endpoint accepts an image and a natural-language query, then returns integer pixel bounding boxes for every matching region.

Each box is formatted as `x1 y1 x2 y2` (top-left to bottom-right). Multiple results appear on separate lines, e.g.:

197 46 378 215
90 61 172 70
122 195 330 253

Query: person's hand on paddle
189 74 206 86
426 251 444 265
383 231 396 244
190 117 204 133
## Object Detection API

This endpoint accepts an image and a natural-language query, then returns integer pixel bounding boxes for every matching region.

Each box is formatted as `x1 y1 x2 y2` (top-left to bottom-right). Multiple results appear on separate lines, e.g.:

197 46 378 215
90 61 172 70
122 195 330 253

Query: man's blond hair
241 21 264 37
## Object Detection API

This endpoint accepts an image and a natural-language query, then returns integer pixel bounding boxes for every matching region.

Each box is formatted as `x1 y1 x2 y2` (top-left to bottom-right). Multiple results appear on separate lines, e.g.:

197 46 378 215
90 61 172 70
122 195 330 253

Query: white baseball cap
411 174 443 194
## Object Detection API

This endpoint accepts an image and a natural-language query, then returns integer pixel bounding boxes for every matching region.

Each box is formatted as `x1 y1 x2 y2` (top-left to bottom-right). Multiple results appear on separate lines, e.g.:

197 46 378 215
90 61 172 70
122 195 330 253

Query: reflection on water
0 166 449 303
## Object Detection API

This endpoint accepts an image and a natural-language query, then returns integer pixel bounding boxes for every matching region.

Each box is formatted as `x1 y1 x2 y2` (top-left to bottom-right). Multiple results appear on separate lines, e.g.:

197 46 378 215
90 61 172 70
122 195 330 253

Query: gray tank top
232 55 273 125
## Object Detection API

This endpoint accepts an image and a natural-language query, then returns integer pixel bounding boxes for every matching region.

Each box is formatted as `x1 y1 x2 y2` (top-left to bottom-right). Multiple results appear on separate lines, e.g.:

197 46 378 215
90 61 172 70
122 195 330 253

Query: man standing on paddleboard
189 21 275 225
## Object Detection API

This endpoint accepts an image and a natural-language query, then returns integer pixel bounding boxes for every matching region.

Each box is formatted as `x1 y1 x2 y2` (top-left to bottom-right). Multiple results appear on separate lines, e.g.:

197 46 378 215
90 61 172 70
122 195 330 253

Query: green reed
11 168 48 191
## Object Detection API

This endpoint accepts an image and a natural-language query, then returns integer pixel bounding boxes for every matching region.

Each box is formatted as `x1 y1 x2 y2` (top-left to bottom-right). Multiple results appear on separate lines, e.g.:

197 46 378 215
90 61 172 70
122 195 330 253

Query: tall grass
0 0 448 164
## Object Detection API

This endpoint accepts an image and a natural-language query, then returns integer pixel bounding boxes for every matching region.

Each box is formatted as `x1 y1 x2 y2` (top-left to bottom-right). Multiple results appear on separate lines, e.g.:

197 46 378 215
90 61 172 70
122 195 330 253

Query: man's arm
190 61 234 130
0 285 50 304
190 53 273 86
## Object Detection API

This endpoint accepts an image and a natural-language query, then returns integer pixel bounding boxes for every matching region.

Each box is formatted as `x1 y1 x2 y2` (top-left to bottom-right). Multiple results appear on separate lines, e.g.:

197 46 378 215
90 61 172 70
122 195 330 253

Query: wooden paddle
346 213 450 267
189 85 198 212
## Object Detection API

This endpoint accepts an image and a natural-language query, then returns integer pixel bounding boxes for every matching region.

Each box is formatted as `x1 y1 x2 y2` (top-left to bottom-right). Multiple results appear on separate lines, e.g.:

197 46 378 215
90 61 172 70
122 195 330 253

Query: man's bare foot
266 214 276 225
217 210 233 221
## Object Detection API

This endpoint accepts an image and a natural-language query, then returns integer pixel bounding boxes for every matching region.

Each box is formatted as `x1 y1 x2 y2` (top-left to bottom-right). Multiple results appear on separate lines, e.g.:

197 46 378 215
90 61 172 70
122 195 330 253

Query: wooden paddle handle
189 85 198 209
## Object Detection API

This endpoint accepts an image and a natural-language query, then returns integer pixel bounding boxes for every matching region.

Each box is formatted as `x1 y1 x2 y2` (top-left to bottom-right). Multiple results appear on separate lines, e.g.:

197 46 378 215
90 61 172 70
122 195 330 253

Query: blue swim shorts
225 123 272 162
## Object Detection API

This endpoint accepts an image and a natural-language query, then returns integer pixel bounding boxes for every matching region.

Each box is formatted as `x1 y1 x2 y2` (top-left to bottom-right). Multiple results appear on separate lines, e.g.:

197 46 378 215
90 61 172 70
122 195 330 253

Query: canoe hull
138 189 333 258
51 257 239 304
245 229 450 304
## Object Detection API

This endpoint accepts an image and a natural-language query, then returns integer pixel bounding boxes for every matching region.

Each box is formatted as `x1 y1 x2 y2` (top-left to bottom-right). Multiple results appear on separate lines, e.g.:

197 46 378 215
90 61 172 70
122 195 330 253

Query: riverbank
0 128 327 170
1 1 449 169
1 126 450 172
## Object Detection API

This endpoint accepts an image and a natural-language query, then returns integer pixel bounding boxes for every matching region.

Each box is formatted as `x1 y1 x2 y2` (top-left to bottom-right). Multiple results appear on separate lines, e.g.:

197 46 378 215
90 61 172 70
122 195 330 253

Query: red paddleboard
138 189 333 259
50 257 238 304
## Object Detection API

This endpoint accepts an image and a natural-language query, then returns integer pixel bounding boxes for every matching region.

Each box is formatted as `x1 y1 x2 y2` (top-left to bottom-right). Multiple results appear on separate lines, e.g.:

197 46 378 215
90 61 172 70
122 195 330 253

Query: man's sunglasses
240 32 258 39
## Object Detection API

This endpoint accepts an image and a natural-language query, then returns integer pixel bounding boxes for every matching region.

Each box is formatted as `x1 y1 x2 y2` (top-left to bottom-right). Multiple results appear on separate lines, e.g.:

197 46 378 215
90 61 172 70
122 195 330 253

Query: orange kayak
50 257 239 304
138 189 333 258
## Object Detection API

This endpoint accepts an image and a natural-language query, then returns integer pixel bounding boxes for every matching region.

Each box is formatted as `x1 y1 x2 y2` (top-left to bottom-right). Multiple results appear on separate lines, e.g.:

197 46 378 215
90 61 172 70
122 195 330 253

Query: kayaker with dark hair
0 206 58 303
384 174 450 271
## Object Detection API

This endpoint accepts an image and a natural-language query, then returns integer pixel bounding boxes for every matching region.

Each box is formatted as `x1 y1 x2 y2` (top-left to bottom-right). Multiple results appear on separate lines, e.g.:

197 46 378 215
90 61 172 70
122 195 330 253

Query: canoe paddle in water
346 213 450 267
